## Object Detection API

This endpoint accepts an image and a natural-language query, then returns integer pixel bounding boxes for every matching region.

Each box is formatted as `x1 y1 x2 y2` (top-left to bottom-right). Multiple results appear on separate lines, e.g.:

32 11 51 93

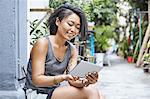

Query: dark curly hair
48 4 87 40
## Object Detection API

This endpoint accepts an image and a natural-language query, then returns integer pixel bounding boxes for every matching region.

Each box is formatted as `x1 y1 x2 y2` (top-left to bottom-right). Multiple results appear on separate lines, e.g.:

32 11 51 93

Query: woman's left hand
68 76 88 88
85 71 99 85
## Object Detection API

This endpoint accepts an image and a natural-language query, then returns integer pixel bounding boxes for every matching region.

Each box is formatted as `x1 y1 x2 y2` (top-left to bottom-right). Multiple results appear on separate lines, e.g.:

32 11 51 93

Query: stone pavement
97 54 150 99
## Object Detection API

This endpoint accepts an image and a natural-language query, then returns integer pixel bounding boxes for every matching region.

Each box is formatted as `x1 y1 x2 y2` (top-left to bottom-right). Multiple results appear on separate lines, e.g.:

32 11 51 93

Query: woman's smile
65 32 77 40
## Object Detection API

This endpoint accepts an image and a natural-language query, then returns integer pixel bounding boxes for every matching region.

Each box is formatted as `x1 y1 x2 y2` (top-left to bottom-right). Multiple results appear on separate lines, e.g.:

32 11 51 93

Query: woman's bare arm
31 38 73 87
66 44 78 73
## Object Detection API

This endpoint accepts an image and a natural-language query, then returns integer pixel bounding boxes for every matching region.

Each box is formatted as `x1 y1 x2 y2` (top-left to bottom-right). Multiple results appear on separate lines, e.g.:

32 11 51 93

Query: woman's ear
55 17 60 26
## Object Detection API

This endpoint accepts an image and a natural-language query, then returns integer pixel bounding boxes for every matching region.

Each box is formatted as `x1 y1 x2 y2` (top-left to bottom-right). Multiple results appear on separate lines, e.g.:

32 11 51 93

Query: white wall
29 0 49 21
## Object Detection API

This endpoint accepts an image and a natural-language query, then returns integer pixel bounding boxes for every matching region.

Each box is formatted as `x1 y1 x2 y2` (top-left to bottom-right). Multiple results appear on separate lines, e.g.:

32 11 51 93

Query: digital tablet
69 60 103 77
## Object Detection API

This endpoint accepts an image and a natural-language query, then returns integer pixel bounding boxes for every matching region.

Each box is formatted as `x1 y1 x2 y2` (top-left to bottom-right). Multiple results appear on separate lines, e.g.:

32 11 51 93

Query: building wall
0 0 16 90
0 0 27 98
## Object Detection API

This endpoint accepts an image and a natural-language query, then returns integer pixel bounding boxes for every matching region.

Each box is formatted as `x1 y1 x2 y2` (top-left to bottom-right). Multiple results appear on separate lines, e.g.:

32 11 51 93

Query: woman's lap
51 85 100 99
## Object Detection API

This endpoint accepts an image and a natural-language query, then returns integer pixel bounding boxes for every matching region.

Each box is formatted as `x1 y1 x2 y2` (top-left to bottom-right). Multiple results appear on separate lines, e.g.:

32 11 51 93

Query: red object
127 56 133 63
128 36 131 45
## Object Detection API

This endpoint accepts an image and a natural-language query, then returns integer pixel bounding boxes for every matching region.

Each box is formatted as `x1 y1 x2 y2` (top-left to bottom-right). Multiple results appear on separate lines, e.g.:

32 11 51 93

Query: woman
25 4 101 99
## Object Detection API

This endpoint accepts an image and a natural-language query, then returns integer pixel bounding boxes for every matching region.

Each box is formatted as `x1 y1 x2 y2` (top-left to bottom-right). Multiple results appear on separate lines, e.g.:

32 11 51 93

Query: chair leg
23 88 27 99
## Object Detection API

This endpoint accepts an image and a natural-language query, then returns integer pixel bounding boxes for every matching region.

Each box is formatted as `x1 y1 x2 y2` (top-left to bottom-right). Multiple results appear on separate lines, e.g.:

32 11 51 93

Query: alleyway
98 54 150 99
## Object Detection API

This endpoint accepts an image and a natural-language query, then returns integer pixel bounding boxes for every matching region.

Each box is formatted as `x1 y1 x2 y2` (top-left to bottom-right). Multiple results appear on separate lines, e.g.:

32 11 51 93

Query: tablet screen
69 60 103 77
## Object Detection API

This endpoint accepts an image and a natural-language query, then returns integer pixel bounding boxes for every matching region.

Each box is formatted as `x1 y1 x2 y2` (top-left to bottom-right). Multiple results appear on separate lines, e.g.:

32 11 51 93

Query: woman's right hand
62 74 75 81
53 74 75 85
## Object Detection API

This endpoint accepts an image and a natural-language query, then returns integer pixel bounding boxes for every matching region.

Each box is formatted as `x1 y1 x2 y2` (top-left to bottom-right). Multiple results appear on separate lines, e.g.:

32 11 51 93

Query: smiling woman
24 4 102 99
55 13 80 40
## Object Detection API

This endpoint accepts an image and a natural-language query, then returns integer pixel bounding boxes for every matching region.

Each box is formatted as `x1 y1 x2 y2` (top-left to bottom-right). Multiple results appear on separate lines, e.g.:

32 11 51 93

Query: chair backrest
18 65 27 81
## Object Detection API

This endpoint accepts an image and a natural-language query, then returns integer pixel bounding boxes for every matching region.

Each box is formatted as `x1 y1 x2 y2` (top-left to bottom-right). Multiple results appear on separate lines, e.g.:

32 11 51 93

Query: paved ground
97 54 150 99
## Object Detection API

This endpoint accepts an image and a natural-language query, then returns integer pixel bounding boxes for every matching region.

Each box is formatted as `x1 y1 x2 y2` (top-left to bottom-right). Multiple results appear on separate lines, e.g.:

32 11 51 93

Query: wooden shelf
30 8 53 12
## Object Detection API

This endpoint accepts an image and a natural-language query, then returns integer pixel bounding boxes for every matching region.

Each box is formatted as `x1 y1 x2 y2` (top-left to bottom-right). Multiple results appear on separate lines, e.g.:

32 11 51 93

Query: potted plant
127 51 133 63
118 37 128 58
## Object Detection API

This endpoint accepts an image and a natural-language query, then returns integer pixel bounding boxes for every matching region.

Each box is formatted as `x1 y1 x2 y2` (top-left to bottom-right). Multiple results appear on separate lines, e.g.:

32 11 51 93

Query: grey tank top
25 36 72 93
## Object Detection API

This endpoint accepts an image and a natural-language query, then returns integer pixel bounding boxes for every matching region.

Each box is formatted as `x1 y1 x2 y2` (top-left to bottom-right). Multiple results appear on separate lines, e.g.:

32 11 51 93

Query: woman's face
56 13 80 41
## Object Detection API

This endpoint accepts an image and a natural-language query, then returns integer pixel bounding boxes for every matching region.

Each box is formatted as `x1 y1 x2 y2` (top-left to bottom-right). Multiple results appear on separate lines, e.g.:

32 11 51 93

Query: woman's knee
51 86 87 99
84 87 100 98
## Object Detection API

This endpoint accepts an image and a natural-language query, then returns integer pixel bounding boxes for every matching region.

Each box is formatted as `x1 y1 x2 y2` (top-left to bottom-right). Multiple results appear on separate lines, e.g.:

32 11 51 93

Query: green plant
118 37 129 58
144 54 150 62
128 51 133 56
30 19 48 45
49 0 118 25
95 33 109 53
94 25 116 53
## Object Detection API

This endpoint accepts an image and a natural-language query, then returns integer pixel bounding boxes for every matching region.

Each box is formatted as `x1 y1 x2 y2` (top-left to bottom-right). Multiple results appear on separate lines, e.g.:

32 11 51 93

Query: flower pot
127 56 133 63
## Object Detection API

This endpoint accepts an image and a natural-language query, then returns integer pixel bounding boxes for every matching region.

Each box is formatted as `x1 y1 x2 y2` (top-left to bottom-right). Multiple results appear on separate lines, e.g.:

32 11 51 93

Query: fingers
66 72 99 87
85 72 99 84
65 74 74 81
65 75 80 81
73 76 79 80
93 71 99 78
81 79 89 87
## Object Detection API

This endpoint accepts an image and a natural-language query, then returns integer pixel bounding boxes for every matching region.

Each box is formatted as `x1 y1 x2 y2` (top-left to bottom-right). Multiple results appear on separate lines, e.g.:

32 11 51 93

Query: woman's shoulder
30 37 49 55
35 37 48 46
32 36 50 51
